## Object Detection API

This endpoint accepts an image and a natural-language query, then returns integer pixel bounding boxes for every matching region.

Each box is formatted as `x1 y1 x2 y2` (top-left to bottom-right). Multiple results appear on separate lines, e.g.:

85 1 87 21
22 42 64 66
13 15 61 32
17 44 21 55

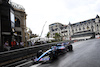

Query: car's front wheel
69 45 73 51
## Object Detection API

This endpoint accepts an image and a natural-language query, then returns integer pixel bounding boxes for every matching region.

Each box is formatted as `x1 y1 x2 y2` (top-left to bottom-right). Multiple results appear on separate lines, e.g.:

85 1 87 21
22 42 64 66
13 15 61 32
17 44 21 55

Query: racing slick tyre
69 45 73 51
49 53 54 62
49 51 58 62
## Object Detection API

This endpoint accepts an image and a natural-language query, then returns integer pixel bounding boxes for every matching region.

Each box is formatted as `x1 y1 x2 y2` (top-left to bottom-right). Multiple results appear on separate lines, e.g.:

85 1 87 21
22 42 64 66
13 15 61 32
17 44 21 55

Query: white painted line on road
30 63 41 67
15 60 33 67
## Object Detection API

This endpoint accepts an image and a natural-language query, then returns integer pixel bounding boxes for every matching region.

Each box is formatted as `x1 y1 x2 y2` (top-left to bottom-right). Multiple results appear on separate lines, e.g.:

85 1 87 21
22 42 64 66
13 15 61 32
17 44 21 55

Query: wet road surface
17 39 100 67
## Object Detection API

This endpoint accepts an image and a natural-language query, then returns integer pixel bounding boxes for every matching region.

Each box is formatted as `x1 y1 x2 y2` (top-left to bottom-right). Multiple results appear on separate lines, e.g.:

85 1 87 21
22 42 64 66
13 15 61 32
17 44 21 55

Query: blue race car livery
33 42 73 63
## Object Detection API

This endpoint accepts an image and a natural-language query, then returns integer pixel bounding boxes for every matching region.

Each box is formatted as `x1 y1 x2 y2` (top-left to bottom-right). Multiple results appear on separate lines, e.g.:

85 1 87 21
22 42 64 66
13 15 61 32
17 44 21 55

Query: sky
11 0 100 37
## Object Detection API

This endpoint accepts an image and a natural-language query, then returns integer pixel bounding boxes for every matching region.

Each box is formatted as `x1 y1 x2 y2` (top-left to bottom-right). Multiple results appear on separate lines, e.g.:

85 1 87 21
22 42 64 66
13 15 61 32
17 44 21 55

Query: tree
53 33 61 41
30 34 38 38
46 32 50 38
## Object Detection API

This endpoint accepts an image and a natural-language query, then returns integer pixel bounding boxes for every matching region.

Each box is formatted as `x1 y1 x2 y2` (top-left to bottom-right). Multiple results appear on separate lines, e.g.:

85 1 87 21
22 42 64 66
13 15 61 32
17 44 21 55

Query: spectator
11 40 16 50
28 41 32 47
11 40 16 47
17 41 19 46
16 41 19 49
20 41 24 48
32 41 34 46
24 42 25 47
4 41 11 51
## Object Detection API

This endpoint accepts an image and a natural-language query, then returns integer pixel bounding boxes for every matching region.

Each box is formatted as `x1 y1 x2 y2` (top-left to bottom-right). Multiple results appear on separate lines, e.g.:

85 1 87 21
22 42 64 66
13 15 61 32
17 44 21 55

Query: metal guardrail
0 40 72 66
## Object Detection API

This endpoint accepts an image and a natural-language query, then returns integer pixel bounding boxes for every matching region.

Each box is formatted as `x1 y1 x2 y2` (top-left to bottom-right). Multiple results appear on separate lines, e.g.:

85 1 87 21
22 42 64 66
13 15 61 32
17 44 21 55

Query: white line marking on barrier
30 63 41 67
15 60 33 67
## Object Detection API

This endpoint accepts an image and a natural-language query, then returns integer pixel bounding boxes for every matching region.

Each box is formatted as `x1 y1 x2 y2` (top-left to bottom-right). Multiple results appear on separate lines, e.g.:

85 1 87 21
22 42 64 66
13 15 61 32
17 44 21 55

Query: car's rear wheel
69 45 73 51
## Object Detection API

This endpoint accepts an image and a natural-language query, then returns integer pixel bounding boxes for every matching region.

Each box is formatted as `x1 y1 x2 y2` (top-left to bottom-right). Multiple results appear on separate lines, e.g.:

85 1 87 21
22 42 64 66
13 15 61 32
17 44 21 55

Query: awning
71 36 91 40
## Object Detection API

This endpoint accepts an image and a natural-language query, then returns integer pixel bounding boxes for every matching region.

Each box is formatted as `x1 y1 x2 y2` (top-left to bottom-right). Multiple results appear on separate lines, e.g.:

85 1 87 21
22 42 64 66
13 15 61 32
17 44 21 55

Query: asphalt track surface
17 39 100 67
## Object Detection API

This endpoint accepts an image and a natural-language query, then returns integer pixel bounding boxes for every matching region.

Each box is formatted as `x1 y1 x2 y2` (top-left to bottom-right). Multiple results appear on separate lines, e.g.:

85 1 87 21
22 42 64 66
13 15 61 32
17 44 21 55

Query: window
76 29 77 31
79 28 81 30
10 9 15 23
88 22 90 24
55 28 58 31
17 32 21 35
60 27 63 30
52 29 54 32
72 29 74 33
15 17 20 27
83 27 85 30
92 19 95 22
91 26 94 32
65 26 67 29
87 26 89 29
56 25 57 27
65 31 67 32
97 25 99 31
84 22 86 25
53 33 55 35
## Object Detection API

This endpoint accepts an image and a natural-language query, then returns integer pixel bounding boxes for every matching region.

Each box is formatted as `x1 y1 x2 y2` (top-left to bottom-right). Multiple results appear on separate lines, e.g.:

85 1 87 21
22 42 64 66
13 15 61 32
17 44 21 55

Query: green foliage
46 32 50 38
30 34 38 38
53 33 61 41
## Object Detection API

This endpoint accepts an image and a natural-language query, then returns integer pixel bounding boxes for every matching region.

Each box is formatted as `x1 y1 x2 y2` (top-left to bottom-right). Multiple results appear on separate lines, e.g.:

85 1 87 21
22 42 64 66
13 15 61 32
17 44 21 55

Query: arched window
15 17 20 27
83 27 85 30
76 28 77 31
91 26 94 32
97 25 99 31
72 29 74 33
87 26 89 29
79 27 81 30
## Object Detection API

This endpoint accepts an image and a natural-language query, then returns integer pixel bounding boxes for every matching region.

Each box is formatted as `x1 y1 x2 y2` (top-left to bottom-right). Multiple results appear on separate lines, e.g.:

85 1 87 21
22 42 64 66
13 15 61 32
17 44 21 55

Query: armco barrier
0 41 72 66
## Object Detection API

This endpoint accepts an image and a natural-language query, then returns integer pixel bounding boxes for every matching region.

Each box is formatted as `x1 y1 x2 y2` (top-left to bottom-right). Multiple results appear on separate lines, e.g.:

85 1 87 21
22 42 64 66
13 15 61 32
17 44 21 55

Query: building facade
0 0 27 51
10 2 27 44
0 0 15 51
49 15 100 40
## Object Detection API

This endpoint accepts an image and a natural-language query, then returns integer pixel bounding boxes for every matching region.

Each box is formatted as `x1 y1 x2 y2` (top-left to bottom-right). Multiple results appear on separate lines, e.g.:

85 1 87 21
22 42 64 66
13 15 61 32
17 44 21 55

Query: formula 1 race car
32 42 73 63
56 43 67 54
56 42 73 53
63 42 73 51
32 46 58 63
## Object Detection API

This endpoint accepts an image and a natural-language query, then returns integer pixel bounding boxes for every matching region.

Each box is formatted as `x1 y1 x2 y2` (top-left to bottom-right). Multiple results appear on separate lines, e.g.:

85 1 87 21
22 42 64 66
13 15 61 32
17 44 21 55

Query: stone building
10 2 27 43
0 0 27 51
49 15 100 40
